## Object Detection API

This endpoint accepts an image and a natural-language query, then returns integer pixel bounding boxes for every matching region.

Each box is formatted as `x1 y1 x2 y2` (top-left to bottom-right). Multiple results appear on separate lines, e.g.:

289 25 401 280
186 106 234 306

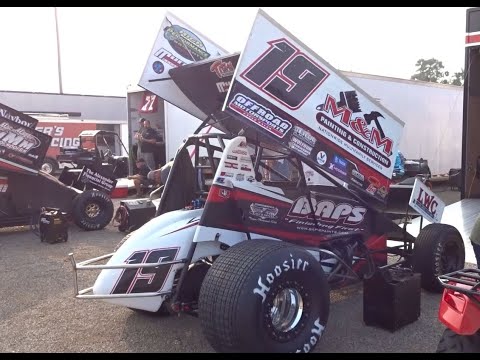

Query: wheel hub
270 288 304 332
41 163 53 173
264 280 310 342
85 202 100 218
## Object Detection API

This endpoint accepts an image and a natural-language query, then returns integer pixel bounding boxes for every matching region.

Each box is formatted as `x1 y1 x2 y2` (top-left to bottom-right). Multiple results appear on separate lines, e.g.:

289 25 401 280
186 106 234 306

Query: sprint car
67 10 465 353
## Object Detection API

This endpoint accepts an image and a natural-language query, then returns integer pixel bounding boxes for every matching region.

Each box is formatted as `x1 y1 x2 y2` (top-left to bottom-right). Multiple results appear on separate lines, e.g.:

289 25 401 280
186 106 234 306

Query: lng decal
224 10 404 202
408 178 445 223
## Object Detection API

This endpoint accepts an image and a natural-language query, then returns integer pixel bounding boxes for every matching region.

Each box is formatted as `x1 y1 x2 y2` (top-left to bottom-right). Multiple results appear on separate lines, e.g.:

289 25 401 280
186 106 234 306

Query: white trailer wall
345 72 463 175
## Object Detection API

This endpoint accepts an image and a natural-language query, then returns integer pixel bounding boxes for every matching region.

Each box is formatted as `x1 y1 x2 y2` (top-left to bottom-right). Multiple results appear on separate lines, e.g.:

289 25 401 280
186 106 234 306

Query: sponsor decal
215 177 225 184
210 59 235 78
317 93 394 160
154 47 186 68
163 23 210 62
316 151 327 166
289 136 312 157
351 168 364 182
224 161 238 169
333 154 347 169
240 164 252 172
216 81 231 93
249 203 278 220
0 105 37 128
409 178 445 223
240 156 251 163
0 122 41 155
228 94 292 138
366 184 377 195
287 196 367 225
220 171 234 177
227 155 238 161
253 253 310 302
232 149 248 156
247 175 255 183
219 188 231 199
79 167 117 194
152 61 165 74
292 126 316 147
328 162 347 177
235 173 245 181
377 186 387 199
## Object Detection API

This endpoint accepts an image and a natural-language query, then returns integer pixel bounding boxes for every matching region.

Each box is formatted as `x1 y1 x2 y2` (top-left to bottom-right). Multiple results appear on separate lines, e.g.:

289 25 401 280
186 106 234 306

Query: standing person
135 118 158 171
470 215 480 268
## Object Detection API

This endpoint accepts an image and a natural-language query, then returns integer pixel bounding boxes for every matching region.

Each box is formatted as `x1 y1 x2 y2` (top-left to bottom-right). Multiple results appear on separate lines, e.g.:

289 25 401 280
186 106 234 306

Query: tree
450 69 464 86
411 58 450 83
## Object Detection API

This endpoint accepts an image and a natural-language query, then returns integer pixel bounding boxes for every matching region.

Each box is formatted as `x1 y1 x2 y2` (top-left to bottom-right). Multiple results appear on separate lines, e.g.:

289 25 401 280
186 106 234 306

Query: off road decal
241 38 329 110
111 247 179 294
228 94 292 138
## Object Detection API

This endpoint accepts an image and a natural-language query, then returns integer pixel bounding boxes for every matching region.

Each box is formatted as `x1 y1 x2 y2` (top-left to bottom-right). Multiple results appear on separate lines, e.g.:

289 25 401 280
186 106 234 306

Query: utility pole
54 7 63 94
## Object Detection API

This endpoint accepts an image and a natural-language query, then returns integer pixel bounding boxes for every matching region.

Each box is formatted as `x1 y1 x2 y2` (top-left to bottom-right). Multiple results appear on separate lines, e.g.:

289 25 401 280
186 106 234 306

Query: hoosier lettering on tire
72 189 114 231
198 239 330 353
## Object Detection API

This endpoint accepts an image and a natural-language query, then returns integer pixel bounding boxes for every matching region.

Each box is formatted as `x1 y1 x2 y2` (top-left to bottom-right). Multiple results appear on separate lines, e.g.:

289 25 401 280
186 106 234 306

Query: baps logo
287 196 367 225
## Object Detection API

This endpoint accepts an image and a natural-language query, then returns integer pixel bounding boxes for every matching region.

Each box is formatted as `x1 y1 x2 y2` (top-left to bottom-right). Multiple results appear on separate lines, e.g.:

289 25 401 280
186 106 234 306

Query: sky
0 7 470 97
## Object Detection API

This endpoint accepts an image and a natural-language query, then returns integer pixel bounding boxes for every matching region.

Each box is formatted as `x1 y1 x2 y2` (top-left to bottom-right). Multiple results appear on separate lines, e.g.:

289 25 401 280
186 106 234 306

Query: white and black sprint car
68 10 465 353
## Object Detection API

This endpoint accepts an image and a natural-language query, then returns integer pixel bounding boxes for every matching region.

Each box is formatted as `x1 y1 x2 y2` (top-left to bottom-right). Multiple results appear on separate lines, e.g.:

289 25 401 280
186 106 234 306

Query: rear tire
436 328 480 352
199 239 330 353
41 158 58 175
413 223 465 292
72 190 114 231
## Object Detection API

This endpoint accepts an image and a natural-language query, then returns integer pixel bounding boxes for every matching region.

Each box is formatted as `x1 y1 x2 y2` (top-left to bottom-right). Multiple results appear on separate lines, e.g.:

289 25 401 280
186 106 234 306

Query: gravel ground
0 191 466 353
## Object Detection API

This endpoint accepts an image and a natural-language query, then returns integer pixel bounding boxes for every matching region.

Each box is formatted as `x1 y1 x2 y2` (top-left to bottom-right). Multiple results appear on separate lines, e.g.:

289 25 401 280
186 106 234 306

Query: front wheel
413 223 465 293
72 190 114 231
436 328 480 352
199 239 330 353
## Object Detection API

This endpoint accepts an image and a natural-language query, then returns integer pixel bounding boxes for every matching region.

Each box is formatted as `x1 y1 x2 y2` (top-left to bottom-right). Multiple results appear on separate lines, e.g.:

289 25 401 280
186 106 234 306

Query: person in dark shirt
136 119 160 170
128 158 153 197
147 160 173 186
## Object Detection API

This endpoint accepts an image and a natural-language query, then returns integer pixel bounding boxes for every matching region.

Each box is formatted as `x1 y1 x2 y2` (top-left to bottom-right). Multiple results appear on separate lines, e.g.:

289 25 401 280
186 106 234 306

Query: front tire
436 328 480 352
413 223 465 292
72 190 114 231
199 239 330 353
